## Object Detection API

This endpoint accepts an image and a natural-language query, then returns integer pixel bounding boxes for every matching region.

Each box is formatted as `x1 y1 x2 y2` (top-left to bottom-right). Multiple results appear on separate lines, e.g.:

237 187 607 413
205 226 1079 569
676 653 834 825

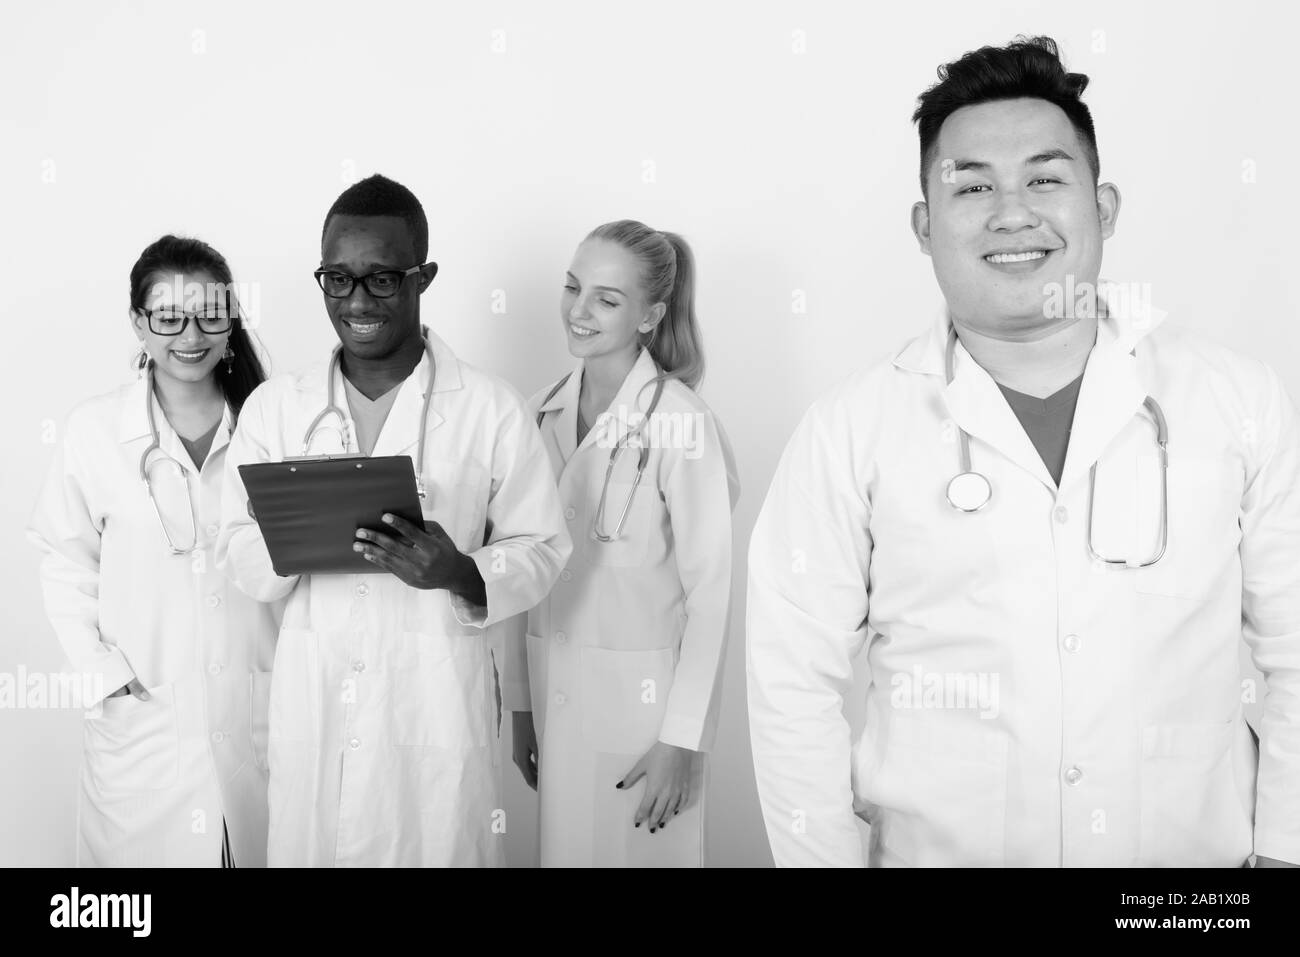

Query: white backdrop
2 0 1297 867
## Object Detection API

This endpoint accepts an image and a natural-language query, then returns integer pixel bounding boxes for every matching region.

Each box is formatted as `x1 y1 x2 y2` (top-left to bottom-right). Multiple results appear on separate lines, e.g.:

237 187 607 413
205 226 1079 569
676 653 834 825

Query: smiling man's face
320 214 426 361
912 96 1119 340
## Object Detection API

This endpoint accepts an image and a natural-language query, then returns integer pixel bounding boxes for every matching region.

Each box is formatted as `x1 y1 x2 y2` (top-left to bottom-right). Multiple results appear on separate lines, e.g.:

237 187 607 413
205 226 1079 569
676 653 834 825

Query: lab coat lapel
372 335 450 459
538 359 584 467
941 336 1058 491
583 348 660 452
117 375 152 445
1056 314 1152 496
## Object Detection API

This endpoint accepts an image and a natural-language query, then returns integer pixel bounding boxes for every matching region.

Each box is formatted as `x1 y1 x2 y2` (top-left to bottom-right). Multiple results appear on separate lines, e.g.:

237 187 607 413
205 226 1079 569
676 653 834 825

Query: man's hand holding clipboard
353 513 487 606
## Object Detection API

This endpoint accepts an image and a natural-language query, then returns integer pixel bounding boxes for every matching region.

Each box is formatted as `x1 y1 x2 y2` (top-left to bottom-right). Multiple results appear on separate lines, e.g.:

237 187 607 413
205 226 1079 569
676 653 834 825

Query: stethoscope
536 367 665 542
943 325 1169 568
138 362 211 555
299 330 437 499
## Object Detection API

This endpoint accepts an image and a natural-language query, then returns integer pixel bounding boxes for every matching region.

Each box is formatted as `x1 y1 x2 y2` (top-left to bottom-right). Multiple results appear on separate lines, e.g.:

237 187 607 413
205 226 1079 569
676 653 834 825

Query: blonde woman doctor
505 221 739 867
28 235 282 867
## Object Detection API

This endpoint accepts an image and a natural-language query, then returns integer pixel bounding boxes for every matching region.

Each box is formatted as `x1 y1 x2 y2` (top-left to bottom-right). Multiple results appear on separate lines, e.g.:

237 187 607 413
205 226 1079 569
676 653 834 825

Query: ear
129 309 147 343
911 201 933 256
417 261 439 293
638 301 667 333
1096 183 1121 240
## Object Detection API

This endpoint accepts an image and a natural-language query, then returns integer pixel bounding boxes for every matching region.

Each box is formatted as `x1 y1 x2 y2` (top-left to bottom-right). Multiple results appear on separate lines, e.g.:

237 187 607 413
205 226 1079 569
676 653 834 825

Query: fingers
356 527 419 560
380 513 430 542
513 749 538 790
353 539 403 574
617 758 646 793
383 513 451 548
646 790 673 833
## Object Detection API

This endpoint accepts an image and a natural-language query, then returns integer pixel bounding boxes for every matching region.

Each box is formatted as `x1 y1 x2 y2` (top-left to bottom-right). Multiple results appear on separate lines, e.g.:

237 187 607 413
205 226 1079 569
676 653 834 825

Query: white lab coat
28 377 283 867
218 330 571 867
747 300 1300 867
503 349 739 867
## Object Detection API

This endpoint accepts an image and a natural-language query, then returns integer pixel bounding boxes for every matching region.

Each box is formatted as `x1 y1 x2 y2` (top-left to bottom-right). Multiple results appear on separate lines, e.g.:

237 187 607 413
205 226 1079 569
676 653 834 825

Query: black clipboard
238 455 425 575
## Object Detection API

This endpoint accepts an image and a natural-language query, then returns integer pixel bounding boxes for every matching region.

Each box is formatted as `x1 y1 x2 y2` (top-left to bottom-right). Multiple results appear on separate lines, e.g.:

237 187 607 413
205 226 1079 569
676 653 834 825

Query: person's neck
580 346 639 418
952 313 1099 399
341 334 425 400
151 367 223 427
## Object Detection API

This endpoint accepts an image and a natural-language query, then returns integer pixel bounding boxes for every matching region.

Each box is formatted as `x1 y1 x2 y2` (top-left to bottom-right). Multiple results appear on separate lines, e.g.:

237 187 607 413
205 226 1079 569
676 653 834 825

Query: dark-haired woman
505 221 739 866
28 235 282 867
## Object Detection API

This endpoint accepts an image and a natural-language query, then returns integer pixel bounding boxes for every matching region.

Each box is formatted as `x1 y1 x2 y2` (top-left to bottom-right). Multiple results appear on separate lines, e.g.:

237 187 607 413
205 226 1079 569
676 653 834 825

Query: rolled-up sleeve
452 401 571 629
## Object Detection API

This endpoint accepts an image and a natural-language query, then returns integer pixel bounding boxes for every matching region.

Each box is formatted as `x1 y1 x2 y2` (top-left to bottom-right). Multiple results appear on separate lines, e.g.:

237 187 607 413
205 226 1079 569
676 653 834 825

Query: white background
2 0 1297 867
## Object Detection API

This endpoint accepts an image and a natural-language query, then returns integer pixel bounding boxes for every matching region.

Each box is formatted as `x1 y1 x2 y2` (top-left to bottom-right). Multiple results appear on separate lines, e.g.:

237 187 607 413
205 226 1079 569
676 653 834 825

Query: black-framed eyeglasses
144 309 234 336
314 264 427 299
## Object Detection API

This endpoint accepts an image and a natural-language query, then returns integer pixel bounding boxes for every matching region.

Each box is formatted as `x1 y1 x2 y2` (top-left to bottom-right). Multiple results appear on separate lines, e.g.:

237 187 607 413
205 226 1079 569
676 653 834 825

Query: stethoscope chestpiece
947 471 992 513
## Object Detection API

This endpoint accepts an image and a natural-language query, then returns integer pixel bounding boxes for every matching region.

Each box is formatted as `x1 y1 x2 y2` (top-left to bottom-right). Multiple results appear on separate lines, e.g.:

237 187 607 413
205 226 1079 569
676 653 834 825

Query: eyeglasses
144 310 234 336
314 264 426 299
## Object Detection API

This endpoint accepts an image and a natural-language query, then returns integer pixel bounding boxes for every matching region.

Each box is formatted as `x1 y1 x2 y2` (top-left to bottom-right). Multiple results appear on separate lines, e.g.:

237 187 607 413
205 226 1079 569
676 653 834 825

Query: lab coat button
205 523 220 537
356 583 370 597
564 507 576 521
1063 634 1081 653
1065 766 1083 785
554 692 567 706
211 731 225 743
207 662 222 675
349 738 361 750
560 569 573 582
207 594 222 608
555 631 567 643
1053 506 1069 525
352 659 365 673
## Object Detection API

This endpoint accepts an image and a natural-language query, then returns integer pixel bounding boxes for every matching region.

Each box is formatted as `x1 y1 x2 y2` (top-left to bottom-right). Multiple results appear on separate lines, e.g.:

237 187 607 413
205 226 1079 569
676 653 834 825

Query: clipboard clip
282 453 363 463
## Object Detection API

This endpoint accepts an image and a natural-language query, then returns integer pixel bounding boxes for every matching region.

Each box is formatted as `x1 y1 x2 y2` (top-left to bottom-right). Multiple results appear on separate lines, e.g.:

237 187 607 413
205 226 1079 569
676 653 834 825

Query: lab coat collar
893 282 1167 494
118 372 236 469
365 329 457 458
892 280 1167 377
538 348 660 465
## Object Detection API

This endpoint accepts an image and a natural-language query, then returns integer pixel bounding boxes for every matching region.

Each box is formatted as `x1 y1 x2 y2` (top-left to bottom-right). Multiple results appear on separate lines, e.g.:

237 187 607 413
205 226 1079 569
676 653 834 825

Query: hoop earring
223 344 235 375
136 349 149 376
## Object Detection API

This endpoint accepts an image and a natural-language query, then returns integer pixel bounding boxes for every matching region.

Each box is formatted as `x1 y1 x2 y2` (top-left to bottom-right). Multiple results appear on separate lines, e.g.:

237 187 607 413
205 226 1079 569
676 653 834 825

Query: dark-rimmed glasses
313 264 427 299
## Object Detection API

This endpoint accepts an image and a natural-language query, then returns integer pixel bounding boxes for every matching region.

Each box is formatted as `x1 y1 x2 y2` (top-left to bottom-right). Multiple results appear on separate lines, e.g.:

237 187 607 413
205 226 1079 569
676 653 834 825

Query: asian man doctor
747 36 1300 868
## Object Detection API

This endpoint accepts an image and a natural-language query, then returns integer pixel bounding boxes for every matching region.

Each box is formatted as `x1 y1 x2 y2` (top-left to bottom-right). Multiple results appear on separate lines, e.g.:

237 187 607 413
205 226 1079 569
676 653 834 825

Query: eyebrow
952 148 1076 173
566 272 626 296
319 263 402 274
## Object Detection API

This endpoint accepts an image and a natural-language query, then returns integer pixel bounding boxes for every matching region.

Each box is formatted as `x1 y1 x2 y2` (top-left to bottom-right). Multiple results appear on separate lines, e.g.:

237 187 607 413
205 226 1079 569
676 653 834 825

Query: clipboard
238 455 425 575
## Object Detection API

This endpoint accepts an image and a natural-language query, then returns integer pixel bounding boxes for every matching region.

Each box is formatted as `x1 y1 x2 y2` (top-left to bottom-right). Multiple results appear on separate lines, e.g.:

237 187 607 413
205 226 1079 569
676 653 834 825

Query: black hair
128 234 267 418
912 35 1099 197
321 173 429 262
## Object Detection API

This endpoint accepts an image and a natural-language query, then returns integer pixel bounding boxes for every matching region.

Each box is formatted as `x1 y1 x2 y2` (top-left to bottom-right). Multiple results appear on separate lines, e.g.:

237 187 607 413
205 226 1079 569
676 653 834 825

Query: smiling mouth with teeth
569 324 599 338
346 320 384 333
985 250 1050 264
172 349 209 359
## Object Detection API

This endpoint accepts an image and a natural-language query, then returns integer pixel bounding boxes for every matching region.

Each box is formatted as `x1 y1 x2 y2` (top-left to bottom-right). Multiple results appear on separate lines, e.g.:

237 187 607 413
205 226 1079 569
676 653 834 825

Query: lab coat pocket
249 671 273 772
872 712 1008 867
579 646 675 755
525 634 549 744
83 682 179 791
1138 720 1252 866
388 632 494 750
1131 454 1242 600
586 481 653 568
